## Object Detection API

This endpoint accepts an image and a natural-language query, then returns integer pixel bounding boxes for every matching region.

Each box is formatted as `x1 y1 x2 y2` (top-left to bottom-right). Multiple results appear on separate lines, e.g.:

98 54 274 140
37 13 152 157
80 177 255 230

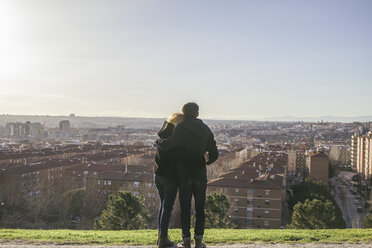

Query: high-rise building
364 134 372 180
353 132 372 180
25 121 31 137
5 122 26 138
59 120 70 132
31 123 43 139
5 123 15 136
58 120 71 139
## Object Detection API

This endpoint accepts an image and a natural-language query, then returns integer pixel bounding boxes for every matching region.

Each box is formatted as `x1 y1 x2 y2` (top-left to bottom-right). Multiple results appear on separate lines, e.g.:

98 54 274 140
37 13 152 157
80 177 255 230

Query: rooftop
208 152 287 190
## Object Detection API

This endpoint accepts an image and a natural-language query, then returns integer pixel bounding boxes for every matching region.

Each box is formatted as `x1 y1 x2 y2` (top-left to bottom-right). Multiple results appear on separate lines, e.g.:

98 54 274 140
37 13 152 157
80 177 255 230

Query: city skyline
1 0 371 119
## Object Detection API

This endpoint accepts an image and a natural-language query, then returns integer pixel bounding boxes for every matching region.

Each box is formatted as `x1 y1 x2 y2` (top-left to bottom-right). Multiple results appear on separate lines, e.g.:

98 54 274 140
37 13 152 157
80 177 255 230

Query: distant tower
31 123 43 139
25 121 31 137
59 120 71 139
5 123 15 136
59 120 71 132
5 122 25 138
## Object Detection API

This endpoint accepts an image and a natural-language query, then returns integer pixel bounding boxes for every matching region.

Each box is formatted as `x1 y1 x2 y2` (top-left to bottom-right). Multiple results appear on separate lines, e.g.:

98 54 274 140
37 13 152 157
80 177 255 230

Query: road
331 177 367 228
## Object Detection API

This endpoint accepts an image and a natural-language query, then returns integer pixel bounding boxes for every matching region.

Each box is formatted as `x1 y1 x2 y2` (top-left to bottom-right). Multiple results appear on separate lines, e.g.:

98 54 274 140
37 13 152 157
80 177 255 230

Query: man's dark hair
182 102 199 118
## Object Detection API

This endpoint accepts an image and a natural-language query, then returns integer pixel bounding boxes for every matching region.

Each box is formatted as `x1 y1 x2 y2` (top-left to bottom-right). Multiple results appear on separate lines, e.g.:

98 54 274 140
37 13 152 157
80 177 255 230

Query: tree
205 192 235 228
94 191 149 230
62 188 85 224
288 178 345 228
288 179 330 211
83 183 107 226
363 213 372 228
288 199 339 229
0 177 65 229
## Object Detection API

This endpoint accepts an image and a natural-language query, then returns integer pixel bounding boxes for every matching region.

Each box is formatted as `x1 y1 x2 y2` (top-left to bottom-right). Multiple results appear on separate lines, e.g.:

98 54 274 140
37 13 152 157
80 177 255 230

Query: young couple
154 102 219 248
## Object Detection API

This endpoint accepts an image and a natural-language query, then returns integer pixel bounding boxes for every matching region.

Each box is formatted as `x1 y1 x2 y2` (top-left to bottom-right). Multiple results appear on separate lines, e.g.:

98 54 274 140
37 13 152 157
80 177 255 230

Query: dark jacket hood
175 118 212 156
158 121 174 139
178 118 210 138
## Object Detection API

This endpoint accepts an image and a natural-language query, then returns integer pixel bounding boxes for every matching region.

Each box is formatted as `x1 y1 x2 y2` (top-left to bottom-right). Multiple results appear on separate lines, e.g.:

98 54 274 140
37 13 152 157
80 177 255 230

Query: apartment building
0 159 80 199
86 170 158 209
0 144 99 165
308 151 329 184
208 152 287 229
351 135 358 171
352 132 372 180
287 150 296 178
63 162 153 190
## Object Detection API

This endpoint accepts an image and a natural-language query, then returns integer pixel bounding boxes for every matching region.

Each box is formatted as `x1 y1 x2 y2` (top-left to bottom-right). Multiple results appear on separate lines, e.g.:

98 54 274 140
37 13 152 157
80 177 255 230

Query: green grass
0 229 372 245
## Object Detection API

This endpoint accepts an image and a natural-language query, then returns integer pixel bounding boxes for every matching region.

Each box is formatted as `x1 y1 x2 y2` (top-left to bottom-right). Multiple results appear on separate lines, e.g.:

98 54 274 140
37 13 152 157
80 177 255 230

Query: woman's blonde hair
167 113 184 127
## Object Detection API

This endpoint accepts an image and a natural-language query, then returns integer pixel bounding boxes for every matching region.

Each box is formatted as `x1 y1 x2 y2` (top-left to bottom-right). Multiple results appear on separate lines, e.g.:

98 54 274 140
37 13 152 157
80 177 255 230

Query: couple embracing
154 102 219 248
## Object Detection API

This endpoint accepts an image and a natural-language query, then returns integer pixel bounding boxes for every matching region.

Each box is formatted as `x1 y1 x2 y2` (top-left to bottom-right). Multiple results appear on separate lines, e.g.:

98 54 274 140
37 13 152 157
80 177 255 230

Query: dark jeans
179 179 207 238
155 175 178 235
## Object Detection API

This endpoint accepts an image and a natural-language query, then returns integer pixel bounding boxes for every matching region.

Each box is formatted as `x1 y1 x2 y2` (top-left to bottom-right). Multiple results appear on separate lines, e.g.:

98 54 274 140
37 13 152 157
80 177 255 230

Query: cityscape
1 0 372 247
1 115 371 229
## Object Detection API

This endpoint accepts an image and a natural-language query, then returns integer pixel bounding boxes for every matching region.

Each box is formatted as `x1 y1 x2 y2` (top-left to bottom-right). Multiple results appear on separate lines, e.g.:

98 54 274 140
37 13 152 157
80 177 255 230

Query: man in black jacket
156 102 218 248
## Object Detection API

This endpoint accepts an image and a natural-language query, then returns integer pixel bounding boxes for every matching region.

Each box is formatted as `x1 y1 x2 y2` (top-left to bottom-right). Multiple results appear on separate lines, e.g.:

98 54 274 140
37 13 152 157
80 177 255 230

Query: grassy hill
0 229 372 245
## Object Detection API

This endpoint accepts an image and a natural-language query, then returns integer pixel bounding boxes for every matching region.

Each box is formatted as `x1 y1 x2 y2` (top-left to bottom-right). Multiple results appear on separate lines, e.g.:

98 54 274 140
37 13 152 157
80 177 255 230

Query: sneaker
194 235 206 248
177 237 191 248
158 233 175 248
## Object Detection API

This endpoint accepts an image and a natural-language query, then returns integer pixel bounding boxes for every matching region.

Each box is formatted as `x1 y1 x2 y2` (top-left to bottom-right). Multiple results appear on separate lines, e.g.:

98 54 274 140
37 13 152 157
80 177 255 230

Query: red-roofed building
208 152 287 229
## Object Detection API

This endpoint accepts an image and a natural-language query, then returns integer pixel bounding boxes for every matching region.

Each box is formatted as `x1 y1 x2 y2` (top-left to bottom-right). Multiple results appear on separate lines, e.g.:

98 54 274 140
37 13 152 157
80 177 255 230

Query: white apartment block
352 132 372 180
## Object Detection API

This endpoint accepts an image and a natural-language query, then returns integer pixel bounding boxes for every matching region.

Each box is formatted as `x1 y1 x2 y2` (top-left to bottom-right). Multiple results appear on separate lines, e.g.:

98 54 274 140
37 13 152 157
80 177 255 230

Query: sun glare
0 1 26 78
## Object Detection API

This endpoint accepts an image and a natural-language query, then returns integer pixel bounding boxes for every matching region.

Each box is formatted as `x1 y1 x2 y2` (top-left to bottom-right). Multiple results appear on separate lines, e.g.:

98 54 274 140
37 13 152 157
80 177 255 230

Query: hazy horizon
1 0 371 119
1 113 372 123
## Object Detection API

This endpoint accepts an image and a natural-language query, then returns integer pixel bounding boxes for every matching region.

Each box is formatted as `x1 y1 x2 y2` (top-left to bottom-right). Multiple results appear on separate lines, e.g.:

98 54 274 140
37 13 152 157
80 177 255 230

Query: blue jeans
179 179 207 238
155 175 178 235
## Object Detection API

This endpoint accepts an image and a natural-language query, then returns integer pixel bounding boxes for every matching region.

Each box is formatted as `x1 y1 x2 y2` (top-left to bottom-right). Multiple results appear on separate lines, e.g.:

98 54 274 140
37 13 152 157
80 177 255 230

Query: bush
205 192 235 228
288 199 339 229
363 213 372 228
94 191 149 230
288 179 345 228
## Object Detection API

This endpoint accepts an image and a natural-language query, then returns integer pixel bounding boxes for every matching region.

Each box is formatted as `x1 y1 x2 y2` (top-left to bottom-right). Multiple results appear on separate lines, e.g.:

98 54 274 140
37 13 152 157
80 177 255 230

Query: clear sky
0 0 371 120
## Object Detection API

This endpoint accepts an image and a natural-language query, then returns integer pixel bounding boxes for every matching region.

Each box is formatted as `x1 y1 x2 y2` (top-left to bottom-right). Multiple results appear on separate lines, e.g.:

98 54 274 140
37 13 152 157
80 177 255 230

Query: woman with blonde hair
155 113 184 248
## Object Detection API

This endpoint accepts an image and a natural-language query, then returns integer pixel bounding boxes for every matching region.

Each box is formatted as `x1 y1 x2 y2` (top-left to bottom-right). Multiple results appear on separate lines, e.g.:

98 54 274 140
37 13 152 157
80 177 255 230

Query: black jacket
154 121 177 178
156 117 219 181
